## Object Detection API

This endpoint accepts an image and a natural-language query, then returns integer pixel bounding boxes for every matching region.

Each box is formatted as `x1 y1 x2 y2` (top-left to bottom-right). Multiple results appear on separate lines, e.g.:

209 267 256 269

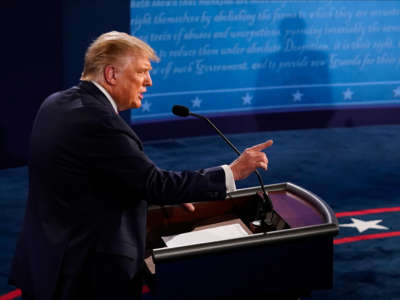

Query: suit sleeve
83 114 227 206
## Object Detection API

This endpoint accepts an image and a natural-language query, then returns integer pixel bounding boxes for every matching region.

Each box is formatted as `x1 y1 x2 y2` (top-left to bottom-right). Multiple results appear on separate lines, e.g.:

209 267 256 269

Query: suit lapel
78 81 144 151
78 80 112 110
116 114 144 151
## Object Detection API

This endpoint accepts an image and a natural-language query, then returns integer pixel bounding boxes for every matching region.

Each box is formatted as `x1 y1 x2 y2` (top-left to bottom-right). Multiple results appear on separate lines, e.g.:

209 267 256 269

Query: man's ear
104 65 117 85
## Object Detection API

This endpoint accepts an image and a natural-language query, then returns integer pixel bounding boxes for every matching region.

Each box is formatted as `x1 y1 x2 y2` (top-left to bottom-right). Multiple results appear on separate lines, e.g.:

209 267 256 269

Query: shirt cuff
221 164 236 193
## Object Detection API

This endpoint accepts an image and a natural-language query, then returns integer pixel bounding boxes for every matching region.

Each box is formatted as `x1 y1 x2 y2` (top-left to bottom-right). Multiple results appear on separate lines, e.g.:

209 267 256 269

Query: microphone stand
189 112 276 232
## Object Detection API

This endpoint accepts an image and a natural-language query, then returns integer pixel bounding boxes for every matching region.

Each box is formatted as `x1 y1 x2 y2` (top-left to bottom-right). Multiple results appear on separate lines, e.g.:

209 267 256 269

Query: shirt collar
91 80 118 114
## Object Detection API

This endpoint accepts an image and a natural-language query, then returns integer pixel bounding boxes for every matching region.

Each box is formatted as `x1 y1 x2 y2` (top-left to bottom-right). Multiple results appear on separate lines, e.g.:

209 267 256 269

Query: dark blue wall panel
61 0 131 125
61 0 130 89
1 2 62 168
1 0 131 168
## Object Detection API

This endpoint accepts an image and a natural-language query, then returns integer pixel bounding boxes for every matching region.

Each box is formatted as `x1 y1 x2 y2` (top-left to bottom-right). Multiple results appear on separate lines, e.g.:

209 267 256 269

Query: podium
145 182 339 299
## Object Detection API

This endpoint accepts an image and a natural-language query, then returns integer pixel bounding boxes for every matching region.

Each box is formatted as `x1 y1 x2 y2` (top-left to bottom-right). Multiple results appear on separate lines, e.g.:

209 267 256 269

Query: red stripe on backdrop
0 289 21 300
336 206 400 218
334 231 400 245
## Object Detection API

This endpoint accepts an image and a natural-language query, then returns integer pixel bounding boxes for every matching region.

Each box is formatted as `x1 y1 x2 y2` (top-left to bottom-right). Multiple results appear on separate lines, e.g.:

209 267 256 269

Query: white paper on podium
162 223 249 248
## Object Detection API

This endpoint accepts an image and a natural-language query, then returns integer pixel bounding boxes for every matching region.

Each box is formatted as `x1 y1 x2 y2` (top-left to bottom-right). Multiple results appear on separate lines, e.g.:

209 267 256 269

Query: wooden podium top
146 182 338 262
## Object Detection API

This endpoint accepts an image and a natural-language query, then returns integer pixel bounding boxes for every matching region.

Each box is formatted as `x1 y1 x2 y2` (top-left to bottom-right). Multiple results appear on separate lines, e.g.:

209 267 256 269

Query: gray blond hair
81 31 159 80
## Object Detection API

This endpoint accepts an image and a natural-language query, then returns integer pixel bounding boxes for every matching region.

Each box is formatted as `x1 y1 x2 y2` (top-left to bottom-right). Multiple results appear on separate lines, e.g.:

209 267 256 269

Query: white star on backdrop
242 93 253 105
343 88 354 100
339 218 389 233
292 90 303 102
191 96 202 108
393 86 400 98
141 100 152 112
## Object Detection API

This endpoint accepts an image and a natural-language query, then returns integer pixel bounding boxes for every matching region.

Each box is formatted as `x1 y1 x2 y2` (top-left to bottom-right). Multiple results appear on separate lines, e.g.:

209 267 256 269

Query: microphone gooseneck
172 105 275 231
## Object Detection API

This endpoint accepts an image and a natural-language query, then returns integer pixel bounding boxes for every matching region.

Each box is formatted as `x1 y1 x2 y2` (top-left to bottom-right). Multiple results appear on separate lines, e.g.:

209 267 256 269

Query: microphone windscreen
172 105 190 117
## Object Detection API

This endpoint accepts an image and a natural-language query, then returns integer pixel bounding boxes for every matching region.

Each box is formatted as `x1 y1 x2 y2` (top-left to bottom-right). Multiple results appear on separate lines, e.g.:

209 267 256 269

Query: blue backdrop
130 1 400 123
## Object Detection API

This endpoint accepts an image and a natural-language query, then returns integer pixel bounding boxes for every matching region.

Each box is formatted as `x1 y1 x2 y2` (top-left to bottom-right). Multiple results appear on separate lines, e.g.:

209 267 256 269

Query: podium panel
145 182 339 299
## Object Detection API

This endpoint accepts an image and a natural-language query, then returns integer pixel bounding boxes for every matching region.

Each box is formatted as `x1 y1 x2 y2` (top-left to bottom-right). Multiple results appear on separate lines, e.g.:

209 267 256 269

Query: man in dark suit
9 31 273 300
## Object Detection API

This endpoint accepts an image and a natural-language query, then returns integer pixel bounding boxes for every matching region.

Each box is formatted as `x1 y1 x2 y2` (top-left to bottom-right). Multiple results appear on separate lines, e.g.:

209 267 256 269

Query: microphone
172 105 276 232
172 105 190 117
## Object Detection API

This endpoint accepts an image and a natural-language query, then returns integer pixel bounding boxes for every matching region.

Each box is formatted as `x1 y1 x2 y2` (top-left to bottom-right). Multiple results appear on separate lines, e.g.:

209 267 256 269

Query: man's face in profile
113 55 153 111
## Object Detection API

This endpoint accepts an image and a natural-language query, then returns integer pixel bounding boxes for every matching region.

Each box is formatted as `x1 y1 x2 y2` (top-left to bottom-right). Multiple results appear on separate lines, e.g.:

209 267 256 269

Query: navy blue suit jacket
9 81 226 300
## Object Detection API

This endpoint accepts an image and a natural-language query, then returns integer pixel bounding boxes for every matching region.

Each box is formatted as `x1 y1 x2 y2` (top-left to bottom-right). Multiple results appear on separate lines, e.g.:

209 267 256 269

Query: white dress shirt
91 80 118 114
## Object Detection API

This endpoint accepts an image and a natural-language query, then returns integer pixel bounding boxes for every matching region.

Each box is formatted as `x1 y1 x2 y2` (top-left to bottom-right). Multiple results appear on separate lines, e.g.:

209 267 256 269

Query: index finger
249 139 274 152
